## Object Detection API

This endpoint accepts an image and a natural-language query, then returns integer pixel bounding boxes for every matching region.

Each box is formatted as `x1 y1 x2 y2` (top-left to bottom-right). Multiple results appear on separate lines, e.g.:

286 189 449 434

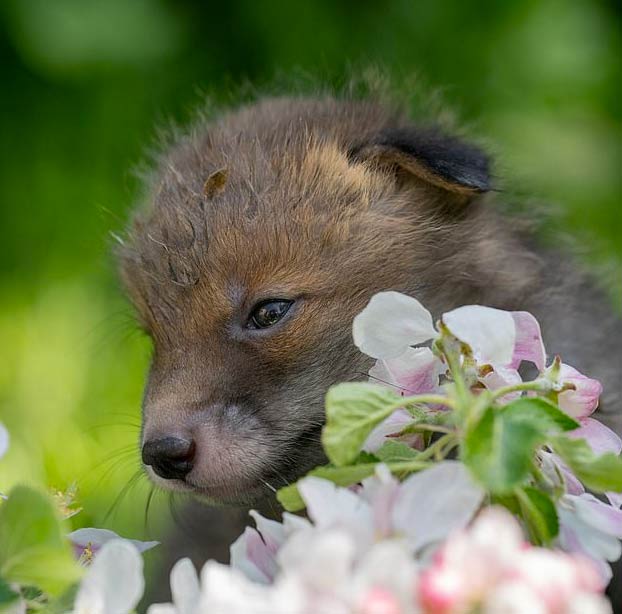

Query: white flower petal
360 464 401 539
483 581 548 614
392 461 485 552
171 558 200 614
199 561 276 614
297 476 373 533
442 305 515 365
282 512 312 536
75 540 144 614
353 292 437 360
0 422 8 459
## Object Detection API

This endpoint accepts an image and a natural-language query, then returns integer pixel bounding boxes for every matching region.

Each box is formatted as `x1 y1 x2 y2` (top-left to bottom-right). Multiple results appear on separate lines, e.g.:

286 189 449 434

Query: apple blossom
418 507 611 614
68 527 159 563
353 292 548 399
73 540 144 614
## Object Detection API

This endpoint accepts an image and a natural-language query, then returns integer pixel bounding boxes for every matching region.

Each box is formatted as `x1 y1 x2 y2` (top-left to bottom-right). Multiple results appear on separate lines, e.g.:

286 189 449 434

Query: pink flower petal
369 347 444 396
539 451 585 495
568 418 622 456
510 311 546 371
249 510 285 554
229 527 277 584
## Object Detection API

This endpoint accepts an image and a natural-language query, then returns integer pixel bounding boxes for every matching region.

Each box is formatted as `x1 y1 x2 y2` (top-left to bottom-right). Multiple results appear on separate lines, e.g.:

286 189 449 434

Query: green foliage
462 398 578 494
0 486 81 596
375 440 420 463
0 576 19 607
322 383 404 466
515 486 559 545
551 435 622 493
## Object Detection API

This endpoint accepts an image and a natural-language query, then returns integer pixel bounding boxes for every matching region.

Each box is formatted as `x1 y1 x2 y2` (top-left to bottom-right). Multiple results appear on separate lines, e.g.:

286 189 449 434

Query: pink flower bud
418 565 467 614
555 364 603 419
359 587 403 614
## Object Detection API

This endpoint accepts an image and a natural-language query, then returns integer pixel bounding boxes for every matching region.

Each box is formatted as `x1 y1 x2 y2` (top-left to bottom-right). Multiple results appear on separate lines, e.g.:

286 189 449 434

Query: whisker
260 479 277 493
103 470 145 522
144 485 156 532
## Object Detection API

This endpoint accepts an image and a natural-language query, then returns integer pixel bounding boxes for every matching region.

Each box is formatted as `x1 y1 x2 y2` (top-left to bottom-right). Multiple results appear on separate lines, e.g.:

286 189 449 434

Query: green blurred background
0 0 620 572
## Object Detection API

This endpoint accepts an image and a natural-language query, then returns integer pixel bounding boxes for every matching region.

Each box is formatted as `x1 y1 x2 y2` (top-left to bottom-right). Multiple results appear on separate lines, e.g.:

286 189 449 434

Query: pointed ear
350 126 491 195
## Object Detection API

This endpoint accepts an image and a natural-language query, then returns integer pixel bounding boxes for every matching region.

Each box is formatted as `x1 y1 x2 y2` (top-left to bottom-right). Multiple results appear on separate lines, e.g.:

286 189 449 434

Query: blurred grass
0 0 620 553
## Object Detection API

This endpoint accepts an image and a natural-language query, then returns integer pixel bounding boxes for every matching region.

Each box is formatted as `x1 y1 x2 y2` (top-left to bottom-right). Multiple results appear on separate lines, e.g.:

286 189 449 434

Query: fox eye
248 299 293 329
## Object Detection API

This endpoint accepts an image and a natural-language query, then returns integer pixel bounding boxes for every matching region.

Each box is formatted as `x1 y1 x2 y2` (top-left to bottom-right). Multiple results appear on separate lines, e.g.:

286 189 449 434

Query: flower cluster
74 469 612 614
348 292 622 581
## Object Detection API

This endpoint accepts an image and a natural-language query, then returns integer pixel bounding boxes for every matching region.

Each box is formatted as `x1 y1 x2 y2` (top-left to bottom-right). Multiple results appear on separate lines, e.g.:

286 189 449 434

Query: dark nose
141 437 195 481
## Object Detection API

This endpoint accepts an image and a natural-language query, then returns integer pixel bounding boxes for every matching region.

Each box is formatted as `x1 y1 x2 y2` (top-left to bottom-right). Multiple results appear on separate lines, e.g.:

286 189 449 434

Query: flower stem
490 379 551 401
417 434 457 462
400 394 457 411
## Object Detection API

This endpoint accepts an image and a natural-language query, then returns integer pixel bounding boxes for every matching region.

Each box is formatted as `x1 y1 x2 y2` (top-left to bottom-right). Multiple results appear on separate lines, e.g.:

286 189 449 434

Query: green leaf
375 440 420 463
502 397 579 432
0 486 81 595
515 486 559 545
551 435 622 492
463 406 542 493
277 463 379 511
463 398 579 494
322 383 402 466
0 576 19 606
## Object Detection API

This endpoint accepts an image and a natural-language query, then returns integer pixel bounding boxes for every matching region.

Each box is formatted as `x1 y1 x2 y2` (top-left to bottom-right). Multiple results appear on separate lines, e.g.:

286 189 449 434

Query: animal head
119 96 531 504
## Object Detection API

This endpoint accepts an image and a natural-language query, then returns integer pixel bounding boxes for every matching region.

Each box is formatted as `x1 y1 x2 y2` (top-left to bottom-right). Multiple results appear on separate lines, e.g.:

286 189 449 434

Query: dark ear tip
366 126 492 194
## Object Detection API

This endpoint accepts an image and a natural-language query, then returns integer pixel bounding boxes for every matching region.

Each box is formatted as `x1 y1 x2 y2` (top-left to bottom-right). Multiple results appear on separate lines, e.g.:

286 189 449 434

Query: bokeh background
0 0 620 581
